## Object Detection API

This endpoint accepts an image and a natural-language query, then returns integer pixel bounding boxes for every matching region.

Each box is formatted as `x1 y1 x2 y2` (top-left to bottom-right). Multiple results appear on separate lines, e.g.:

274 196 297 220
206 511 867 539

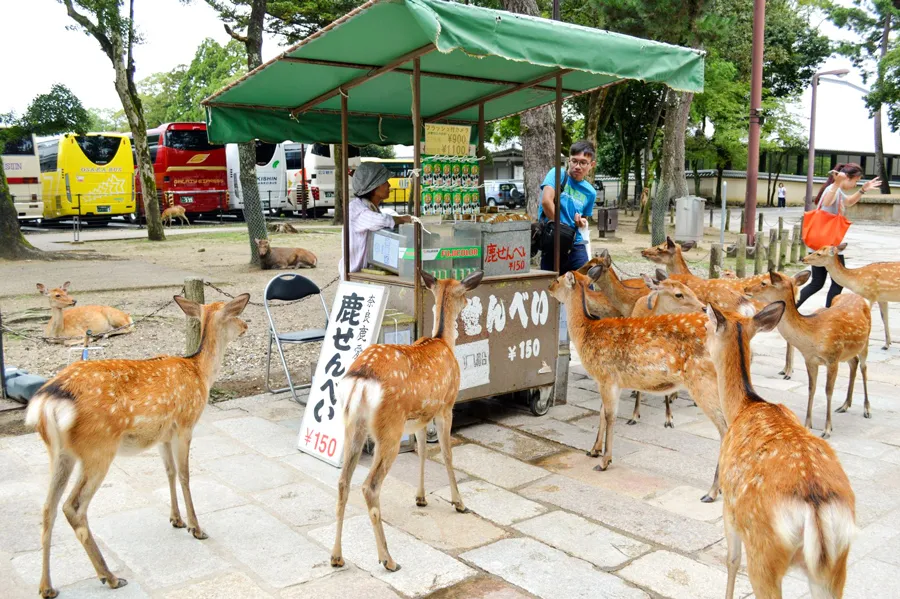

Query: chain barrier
203 277 340 308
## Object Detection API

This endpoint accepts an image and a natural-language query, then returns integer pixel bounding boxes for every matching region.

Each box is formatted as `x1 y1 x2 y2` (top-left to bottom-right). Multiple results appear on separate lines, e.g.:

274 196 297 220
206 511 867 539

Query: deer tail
338 375 382 431
25 387 77 455
801 502 855 593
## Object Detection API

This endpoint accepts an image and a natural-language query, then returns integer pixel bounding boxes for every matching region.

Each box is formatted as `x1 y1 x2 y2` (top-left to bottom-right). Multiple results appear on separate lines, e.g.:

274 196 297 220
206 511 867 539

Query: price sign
424 124 473 156
297 281 389 467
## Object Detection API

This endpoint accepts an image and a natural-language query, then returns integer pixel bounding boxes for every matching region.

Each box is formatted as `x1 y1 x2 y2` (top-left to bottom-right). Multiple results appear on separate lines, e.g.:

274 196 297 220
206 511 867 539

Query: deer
331 271 483 573
576 250 651 317
26 293 250 598
744 271 871 438
641 236 697 275
254 238 317 269
549 268 725 502
161 204 190 227
704 301 856 599
36 282 133 343
803 243 900 350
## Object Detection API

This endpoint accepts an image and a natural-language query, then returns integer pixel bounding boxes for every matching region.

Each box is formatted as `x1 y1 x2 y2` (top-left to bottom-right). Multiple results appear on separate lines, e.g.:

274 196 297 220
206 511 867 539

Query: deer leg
879 301 891 350
860 352 871 419
627 391 641 425
587 383 608 458
822 363 839 439
723 507 742 599
594 385 620 472
174 431 205 539
38 452 75 599
415 427 428 507
664 394 675 428
435 410 467 514
745 541 788 599
804 359 819 430
63 453 125 590
159 442 184 528
836 357 859 414
332 419 368 568
780 343 794 378
362 432 402 572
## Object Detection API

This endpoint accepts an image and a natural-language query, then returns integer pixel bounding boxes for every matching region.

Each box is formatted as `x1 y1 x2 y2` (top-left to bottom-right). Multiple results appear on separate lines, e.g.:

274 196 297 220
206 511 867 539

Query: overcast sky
2 0 897 155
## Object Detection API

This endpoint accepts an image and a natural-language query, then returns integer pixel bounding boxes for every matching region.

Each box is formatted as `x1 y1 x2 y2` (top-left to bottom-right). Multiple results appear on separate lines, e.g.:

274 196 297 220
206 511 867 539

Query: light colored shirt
339 197 395 277
538 168 597 244
777 187 786 198
818 184 848 216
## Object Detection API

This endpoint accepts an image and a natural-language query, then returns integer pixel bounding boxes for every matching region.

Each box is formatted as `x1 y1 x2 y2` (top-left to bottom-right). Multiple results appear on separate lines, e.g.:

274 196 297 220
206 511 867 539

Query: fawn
331 271 483 572
803 243 900 350
549 269 725 501
641 237 697 275
705 302 855 599
745 271 871 437
37 282 133 343
26 294 250 598
254 238 317 269
161 205 190 227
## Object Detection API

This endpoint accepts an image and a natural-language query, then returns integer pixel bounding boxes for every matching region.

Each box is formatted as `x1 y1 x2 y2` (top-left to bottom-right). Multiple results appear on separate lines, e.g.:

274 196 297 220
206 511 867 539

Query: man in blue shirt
538 140 597 273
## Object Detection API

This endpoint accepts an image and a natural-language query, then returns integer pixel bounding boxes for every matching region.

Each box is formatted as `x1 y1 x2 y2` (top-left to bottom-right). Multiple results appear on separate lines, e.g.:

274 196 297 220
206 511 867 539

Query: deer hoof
40 587 59 598
452 502 470 514
593 460 611 472
381 560 401 572
100 576 128 590
835 405 849 414
586 450 600 458
626 418 638 426
170 516 186 528
821 431 832 440
782 374 792 380
189 527 208 540
700 494 716 504
882 344 889 350
664 421 674 429
415 496 428 507
864 410 872 419
331 556 345 568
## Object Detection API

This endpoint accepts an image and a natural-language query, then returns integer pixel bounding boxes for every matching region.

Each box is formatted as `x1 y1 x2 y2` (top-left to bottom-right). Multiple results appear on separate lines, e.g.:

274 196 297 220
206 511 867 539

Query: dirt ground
0 212 784 399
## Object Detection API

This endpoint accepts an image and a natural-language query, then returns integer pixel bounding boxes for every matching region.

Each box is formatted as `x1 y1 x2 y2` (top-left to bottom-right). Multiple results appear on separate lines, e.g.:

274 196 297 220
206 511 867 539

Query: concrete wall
845 195 900 221
694 176 900 207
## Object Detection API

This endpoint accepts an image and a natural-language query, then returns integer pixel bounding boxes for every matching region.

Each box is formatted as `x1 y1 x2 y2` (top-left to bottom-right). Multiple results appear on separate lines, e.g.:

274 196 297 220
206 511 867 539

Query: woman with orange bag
797 162 881 307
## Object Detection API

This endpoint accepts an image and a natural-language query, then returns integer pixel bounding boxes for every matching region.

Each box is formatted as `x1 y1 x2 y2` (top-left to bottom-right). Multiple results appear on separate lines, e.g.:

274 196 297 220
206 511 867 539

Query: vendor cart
202 0 704 415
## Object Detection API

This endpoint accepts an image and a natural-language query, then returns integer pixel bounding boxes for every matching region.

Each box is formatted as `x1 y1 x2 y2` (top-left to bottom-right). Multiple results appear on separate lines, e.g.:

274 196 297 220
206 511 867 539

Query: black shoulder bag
534 170 577 264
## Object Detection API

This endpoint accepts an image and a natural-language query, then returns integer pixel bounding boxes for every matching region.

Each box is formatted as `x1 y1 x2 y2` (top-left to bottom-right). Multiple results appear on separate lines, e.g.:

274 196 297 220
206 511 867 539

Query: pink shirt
339 198 395 277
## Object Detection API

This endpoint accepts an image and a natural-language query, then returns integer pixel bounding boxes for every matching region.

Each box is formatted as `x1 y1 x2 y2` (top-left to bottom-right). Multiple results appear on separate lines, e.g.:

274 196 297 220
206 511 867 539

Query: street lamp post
805 68 850 210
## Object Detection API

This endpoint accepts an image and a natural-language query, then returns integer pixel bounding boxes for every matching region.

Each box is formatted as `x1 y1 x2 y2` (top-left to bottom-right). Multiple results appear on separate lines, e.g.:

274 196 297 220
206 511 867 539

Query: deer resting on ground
26 293 250 598
37 282 133 343
254 238 317 269
331 271 483 572
705 301 856 599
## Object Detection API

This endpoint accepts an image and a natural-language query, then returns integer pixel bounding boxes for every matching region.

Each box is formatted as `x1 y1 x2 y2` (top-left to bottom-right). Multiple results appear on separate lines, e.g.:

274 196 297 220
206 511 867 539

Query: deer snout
70 299 77 306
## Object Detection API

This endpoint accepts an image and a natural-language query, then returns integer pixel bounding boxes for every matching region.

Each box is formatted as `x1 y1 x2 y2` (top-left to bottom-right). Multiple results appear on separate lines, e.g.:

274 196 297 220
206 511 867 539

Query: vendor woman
340 162 412 277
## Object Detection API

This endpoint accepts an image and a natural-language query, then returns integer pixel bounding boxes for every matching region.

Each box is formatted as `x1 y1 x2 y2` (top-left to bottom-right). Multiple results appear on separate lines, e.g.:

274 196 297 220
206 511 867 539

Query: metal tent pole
554 75 562 273
478 104 485 210
413 58 423 332
341 93 350 281
742 0 765 243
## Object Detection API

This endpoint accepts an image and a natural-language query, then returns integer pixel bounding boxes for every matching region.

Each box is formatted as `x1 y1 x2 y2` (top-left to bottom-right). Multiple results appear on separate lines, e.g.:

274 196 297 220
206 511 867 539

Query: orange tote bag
801 209 851 251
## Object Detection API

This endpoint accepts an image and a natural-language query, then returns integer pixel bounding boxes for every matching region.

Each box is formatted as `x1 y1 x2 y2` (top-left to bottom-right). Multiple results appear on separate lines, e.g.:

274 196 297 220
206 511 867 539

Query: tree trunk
503 0 555 220
633 146 643 206
333 143 344 226
0 170 41 259
875 13 892 194
635 153 660 234
652 91 692 244
715 166 724 205
585 87 610 181
693 161 701 196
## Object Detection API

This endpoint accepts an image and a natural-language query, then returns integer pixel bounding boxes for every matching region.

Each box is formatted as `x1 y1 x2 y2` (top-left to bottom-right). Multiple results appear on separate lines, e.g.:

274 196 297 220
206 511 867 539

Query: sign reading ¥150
424 124 472 156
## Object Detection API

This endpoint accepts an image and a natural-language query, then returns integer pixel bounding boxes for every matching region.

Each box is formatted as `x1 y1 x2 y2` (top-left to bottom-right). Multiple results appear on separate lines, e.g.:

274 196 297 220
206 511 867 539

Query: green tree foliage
21 84 92 135
358 144 395 159
869 44 900 130
87 107 129 131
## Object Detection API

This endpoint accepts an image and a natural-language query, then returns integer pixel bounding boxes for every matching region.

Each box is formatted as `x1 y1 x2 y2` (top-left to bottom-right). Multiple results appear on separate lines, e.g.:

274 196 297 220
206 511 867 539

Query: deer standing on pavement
744 271 871 437
331 271 483 573
549 269 725 502
803 243 900 350
704 302 855 599
37 282 133 343
26 294 250 598
577 250 652 316
161 204 190 227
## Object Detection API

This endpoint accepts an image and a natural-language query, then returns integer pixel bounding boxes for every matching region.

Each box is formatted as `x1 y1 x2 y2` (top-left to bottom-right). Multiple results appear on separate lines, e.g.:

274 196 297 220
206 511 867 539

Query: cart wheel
426 421 439 443
528 387 553 416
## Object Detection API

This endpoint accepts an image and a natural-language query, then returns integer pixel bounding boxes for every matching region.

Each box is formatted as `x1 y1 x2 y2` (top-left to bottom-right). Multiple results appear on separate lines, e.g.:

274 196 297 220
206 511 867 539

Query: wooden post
754 233 765 274
725 208 731 231
184 277 204 355
768 228 778 273
710 208 714 228
669 204 675 225
777 217 785 271
790 224 800 264
782 225 791 267
735 233 747 278
739 209 745 234
709 243 723 279
758 213 764 232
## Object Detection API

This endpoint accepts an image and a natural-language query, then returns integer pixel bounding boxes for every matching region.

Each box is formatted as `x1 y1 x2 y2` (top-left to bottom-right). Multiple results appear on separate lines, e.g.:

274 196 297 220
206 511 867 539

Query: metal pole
743 0 765 244
0 309 7 400
412 58 423 332
554 75 562 273
805 74 819 211
478 103 486 211
719 180 727 245
341 92 350 282
553 0 560 20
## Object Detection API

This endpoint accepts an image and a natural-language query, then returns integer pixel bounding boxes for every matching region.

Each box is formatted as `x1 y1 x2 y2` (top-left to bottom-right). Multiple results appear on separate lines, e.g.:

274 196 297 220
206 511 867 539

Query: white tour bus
285 143 361 216
2 131 42 221
226 141 288 215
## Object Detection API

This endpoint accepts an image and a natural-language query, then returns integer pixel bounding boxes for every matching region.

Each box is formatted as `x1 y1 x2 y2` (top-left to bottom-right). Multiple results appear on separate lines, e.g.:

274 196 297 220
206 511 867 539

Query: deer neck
431 293 460 348
595 271 631 316
47 305 66 337
563 284 599 348
777 290 814 340
187 318 229 388
823 255 852 288
669 250 690 275
713 322 761 425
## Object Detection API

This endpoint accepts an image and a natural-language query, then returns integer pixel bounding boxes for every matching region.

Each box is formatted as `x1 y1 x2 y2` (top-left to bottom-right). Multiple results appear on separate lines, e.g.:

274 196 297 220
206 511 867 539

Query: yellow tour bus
39 133 135 221
359 157 413 208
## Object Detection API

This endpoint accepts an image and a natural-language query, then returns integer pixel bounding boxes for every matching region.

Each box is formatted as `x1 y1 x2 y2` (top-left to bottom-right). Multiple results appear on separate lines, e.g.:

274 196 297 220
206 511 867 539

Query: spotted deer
331 271 483 573
26 294 250 598
745 271 871 437
704 302 855 599
549 269 725 502
36 282 133 343
577 250 651 316
803 243 900 350
641 236 697 275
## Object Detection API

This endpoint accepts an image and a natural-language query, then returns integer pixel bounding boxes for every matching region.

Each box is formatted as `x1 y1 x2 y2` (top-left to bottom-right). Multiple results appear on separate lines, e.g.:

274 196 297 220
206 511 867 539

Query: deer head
802 243 848 267
37 282 76 309
654 280 706 314
174 294 251 346
254 238 271 257
422 270 484 340
641 236 694 264
743 271 811 302
549 270 588 304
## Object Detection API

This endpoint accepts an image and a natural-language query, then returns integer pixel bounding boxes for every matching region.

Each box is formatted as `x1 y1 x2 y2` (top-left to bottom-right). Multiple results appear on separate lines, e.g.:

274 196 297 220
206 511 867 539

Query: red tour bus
132 122 228 222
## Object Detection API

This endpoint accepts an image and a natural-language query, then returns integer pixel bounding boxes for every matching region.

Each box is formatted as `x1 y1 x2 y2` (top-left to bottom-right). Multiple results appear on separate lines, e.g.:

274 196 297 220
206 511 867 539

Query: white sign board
297 281 389 467
454 339 490 391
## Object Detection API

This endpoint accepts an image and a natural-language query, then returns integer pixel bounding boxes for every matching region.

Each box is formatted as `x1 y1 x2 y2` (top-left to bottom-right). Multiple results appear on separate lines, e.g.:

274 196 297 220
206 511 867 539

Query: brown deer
331 271 483 573
704 302 856 599
641 236 697 275
26 293 250 598
254 238 317 269
803 243 900 350
161 204 190 227
576 250 650 316
744 271 871 437
37 283 133 343
549 269 725 502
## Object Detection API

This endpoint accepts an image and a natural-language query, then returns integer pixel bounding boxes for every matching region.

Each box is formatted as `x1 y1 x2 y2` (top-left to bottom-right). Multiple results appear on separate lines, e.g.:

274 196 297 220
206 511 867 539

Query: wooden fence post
758 213 764 232
754 233 765 275
710 208 714 228
185 277 205 355
735 234 747 278
709 243 723 279
739 209 745 234
725 209 731 232
790 224 801 264
768 229 778 273
776 217 785 271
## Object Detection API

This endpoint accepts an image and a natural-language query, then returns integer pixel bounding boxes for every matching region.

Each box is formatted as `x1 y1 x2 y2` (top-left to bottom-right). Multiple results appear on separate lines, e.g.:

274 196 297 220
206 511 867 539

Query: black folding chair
264 273 328 404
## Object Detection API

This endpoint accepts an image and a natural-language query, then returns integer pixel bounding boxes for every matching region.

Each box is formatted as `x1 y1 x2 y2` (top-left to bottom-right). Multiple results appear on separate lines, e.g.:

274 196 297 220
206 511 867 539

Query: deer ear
666 237 676 249
837 242 848 252
587 265 604 281
174 296 202 319
769 270 784 284
681 240 696 251
646 291 658 311
794 270 811 286
37 284 48 295
254 238 263 246
564 271 576 288
706 303 727 333
655 268 668 281
460 270 484 292
223 293 250 317
641 274 657 290
752 301 785 334
420 270 437 290
62 282 71 291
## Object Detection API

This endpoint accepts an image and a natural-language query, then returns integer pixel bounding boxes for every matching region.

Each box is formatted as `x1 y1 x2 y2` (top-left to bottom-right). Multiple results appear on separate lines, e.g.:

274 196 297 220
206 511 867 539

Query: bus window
285 144 303 170
76 136 122 165
309 143 360 159
3 136 35 155
38 141 58 173
255 141 276 166
165 129 222 151
130 145 158 166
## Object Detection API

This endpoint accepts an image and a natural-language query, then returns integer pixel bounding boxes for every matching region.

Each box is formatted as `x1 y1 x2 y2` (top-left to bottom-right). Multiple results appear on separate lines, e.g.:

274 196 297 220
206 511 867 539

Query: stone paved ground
3 221 900 598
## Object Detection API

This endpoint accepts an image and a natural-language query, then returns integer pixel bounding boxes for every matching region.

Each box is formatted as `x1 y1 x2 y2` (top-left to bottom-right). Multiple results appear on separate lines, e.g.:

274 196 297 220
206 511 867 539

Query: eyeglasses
569 159 593 168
